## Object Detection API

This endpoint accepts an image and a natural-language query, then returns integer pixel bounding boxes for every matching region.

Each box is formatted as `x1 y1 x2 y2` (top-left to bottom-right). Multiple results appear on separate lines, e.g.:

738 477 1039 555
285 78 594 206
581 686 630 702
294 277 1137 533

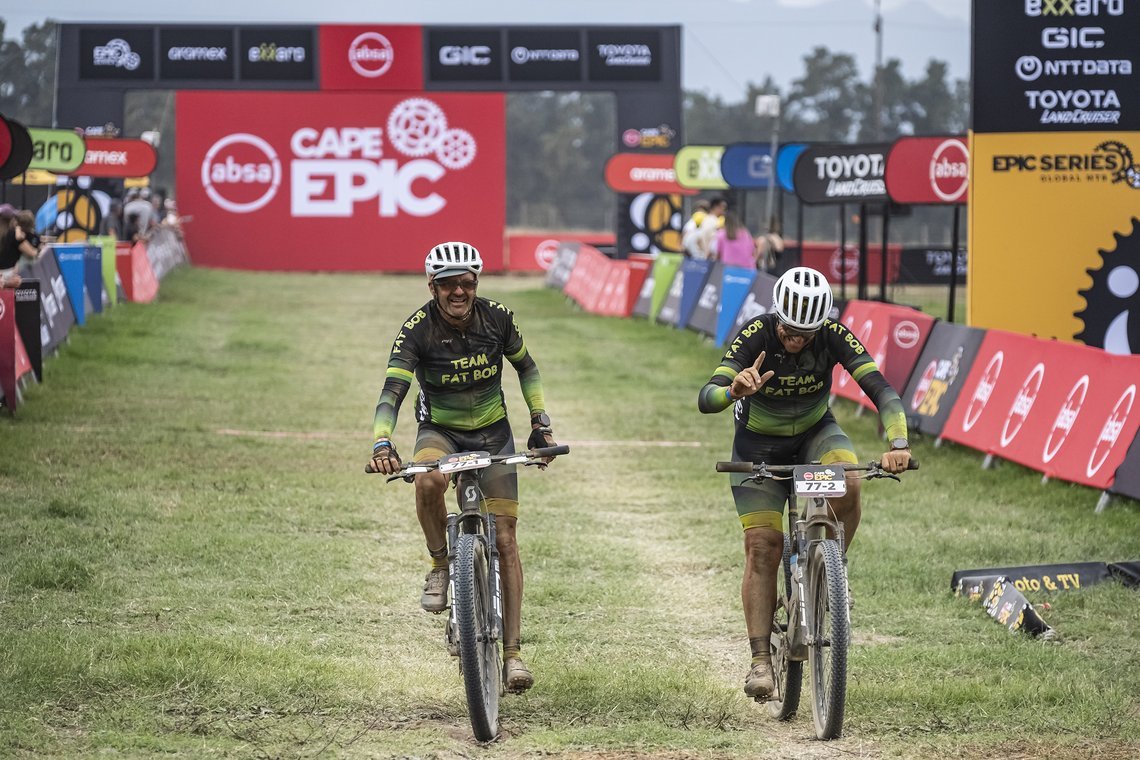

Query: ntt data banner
972 0 1139 132
969 131 1140 349
940 329 1140 489
175 91 505 271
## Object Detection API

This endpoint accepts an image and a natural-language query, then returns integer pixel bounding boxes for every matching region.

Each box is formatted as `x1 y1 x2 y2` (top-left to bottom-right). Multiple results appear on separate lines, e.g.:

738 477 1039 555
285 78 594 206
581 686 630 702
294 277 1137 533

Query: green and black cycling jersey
698 312 907 440
373 296 546 441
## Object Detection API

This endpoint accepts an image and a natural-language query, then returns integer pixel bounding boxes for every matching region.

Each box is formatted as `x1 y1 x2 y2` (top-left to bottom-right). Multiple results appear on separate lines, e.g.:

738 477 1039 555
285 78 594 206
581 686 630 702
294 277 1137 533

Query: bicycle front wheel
768 532 802 720
808 538 850 740
454 533 502 741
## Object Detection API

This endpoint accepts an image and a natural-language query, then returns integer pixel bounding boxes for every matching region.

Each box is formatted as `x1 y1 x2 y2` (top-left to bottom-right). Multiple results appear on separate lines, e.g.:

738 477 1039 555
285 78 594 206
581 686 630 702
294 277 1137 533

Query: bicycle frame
446 468 503 644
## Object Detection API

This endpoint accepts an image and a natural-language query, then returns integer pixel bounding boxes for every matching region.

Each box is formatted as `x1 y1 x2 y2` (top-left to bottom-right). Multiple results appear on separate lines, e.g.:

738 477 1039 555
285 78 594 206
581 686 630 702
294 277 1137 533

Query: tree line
2 19 969 246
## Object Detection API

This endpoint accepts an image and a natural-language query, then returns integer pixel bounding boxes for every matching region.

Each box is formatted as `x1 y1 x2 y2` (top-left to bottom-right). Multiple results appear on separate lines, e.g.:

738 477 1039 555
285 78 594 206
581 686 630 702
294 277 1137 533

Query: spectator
100 198 126 241
716 212 757 269
1 209 43 289
123 188 157 240
681 200 710 258
694 196 728 260
755 219 785 273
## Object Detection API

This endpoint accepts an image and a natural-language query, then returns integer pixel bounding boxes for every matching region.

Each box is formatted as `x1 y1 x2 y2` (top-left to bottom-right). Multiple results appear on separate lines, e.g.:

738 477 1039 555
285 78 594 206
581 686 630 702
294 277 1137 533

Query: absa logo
349 32 394 78
963 351 1003 432
1042 375 1088 463
1087 385 1135 478
930 138 968 203
201 134 282 214
534 239 559 270
1000 362 1045 448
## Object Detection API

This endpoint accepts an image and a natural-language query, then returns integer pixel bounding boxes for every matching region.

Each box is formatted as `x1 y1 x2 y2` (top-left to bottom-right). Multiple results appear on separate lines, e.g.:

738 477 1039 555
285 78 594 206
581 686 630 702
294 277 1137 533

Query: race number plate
439 451 492 473
792 465 847 496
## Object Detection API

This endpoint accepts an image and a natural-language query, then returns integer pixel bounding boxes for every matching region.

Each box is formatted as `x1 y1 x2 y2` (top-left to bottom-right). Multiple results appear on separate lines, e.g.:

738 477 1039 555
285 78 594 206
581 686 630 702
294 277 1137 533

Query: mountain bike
382 444 569 742
716 458 918 740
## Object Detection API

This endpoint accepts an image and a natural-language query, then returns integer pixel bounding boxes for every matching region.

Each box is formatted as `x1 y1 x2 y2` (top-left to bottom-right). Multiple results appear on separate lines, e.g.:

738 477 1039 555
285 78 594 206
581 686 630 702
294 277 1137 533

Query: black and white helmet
772 266 833 330
425 241 484 280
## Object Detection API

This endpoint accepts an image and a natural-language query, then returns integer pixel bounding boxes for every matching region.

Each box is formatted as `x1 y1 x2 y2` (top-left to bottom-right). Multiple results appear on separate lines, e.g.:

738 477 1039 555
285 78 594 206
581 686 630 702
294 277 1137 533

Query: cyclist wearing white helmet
368 241 557 693
698 266 911 701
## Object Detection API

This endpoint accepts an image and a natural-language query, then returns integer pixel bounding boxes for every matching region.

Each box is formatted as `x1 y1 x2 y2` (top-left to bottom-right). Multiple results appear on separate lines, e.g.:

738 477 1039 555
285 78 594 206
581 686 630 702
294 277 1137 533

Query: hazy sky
3 0 971 101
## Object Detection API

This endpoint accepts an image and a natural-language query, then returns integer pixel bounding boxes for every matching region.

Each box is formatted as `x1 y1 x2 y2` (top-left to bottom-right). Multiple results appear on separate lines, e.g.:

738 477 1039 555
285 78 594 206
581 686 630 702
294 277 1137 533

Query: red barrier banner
505 232 615 272
792 242 902 285
625 255 654 317
0 290 33 413
176 91 505 272
941 330 1140 489
883 311 937 394
832 300 928 409
319 25 423 91
73 137 157 178
116 241 158 303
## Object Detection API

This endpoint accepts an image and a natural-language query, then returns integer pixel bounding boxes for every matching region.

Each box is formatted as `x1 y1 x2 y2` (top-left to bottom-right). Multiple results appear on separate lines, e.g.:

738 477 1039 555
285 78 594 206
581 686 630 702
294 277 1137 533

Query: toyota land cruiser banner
175 91 505 271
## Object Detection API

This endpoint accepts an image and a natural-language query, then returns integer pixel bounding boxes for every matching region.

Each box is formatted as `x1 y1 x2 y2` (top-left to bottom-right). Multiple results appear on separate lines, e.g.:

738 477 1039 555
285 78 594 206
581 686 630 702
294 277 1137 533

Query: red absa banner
941 330 1140 489
76 138 158 178
176 91 505 271
319 25 423 91
797 242 902 285
884 136 969 205
505 232 616 272
832 300 933 409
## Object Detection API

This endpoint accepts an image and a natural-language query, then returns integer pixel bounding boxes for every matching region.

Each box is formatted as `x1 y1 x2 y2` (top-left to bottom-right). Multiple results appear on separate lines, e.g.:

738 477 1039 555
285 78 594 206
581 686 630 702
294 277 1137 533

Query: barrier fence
0 227 189 415
547 242 1140 508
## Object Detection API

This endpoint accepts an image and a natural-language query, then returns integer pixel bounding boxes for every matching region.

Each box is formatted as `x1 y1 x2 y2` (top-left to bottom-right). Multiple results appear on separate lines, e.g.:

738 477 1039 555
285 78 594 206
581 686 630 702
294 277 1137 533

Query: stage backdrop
176 91 505 271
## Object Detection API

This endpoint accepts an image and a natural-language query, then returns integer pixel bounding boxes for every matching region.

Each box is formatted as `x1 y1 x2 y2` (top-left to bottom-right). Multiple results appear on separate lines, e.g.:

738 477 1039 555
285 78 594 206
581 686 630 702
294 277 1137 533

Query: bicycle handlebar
369 444 571 479
715 458 920 475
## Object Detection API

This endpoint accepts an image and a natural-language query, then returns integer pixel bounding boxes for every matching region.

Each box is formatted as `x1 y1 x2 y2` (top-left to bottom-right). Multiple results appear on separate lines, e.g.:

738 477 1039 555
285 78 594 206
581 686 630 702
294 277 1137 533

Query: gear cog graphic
1075 217 1140 354
435 128 476 170
387 98 448 158
1097 141 1140 189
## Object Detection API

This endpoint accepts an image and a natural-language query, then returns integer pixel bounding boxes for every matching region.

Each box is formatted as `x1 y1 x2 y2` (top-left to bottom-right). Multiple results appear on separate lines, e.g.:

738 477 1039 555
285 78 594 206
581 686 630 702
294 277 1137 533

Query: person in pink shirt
716 212 757 269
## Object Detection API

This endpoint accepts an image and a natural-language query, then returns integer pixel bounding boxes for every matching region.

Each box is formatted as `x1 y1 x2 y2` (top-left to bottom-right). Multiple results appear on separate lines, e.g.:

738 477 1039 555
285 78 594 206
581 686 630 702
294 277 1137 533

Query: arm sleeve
831 324 909 441
371 328 418 443
503 310 546 416
697 322 754 414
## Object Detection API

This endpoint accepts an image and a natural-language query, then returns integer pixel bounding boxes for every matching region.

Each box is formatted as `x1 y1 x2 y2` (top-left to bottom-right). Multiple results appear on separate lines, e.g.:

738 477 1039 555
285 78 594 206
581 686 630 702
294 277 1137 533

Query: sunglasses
434 277 478 293
778 322 819 339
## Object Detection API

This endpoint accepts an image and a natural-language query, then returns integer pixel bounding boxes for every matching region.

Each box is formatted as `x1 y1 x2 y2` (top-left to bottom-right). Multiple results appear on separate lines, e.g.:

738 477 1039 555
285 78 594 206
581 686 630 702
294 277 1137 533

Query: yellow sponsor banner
968 131 1140 345
10 169 59 185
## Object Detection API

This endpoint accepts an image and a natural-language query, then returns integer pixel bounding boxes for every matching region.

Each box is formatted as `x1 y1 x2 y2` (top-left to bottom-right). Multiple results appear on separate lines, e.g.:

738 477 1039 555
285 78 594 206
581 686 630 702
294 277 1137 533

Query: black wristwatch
890 437 910 451
531 411 551 428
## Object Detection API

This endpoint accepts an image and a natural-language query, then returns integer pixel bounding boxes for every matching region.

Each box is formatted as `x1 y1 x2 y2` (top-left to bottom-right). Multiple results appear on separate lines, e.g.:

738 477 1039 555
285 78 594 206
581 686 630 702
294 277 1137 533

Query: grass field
1 269 1137 759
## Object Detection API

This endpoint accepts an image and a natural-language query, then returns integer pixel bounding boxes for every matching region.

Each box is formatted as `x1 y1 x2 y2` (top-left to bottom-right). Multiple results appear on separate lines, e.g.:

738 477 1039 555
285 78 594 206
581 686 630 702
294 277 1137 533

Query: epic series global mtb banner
176 91 505 271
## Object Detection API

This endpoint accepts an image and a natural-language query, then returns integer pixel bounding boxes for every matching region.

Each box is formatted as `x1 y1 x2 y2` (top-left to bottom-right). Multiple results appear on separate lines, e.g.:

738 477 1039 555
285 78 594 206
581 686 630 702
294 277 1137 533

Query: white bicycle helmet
772 266 834 330
425 241 484 280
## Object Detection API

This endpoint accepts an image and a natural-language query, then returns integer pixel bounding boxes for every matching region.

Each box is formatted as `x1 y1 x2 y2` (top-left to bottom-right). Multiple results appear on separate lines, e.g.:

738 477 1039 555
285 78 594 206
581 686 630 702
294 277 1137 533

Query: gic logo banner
177 90 504 271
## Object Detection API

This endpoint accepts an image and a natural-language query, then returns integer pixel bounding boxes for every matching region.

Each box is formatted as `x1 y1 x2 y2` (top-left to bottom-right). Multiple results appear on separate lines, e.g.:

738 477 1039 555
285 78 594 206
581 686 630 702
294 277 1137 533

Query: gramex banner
176 91 505 270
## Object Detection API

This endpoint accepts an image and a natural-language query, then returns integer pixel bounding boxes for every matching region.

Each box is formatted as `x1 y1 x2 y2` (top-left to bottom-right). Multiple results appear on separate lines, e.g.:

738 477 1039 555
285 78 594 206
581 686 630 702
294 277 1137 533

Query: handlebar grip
907 458 920 470
532 444 570 457
716 461 755 473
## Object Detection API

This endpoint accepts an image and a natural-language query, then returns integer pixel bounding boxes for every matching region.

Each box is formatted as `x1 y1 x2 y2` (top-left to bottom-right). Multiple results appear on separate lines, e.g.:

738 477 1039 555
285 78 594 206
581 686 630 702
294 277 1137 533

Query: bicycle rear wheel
454 533 502 741
768 533 802 720
808 538 849 740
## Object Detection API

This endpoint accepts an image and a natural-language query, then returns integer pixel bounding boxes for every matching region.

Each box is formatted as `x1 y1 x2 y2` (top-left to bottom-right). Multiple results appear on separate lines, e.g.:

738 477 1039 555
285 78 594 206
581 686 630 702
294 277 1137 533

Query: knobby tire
768 533 803 720
808 538 849 740
454 533 501 741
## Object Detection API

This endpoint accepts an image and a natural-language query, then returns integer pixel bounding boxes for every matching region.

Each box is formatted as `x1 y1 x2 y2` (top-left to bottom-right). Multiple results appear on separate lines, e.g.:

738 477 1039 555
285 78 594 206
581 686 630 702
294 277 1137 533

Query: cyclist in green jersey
367 242 557 693
698 267 912 700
